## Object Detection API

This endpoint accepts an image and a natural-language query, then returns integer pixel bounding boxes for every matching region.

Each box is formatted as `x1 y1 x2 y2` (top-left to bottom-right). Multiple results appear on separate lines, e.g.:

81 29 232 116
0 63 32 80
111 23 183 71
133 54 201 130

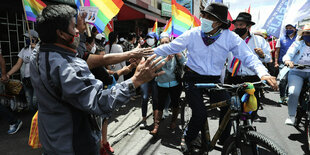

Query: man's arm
86 48 152 69
274 48 280 68
0 54 8 81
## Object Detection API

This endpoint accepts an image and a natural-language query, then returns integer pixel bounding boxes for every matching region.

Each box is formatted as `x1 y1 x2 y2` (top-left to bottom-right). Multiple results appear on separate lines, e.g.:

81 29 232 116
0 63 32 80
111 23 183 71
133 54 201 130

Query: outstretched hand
131 54 166 88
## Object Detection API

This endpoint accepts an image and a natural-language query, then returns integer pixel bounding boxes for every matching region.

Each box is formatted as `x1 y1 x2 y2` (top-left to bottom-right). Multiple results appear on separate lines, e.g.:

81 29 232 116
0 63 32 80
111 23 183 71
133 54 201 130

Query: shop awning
117 3 167 24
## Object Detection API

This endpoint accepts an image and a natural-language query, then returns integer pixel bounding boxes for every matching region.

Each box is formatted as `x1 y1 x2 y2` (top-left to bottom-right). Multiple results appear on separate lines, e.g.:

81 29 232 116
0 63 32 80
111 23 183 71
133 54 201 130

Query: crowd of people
0 1 310 155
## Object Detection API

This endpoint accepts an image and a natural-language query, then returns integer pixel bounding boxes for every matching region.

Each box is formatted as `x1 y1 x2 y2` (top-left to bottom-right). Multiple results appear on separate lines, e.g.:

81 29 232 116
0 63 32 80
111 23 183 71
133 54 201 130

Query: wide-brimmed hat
298 23 310 36
201 2 229 25
232 12 255 25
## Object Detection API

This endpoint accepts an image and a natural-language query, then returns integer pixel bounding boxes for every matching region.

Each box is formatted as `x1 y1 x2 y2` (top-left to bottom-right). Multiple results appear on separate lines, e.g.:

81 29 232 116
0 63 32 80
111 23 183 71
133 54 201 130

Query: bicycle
181 81 287 155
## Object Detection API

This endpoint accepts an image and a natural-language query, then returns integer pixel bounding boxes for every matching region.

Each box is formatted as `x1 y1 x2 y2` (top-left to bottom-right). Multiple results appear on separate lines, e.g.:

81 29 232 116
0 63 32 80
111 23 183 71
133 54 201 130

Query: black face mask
234 28 248 37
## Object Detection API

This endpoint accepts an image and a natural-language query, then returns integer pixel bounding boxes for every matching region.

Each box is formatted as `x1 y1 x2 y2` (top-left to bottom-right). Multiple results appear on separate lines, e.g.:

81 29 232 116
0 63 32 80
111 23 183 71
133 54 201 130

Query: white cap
119 37 125 42
95 33 105 40
160 32 169 39
24 30 39 38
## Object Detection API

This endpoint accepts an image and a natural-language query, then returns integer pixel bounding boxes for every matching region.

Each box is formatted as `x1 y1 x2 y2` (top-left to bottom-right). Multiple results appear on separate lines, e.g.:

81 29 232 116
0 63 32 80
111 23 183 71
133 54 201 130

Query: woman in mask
139 32 159 131
104 32 126 83
153 2 277 153
282 23 310 125
7 30 39 111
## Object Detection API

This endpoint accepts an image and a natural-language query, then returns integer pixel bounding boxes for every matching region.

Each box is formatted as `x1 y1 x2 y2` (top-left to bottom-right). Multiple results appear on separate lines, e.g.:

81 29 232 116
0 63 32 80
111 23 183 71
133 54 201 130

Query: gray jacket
30 44 135 154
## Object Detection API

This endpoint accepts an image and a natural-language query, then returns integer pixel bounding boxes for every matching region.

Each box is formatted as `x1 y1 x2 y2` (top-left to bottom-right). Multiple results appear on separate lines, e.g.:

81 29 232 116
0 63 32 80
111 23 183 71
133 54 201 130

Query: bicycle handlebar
194 81 269 90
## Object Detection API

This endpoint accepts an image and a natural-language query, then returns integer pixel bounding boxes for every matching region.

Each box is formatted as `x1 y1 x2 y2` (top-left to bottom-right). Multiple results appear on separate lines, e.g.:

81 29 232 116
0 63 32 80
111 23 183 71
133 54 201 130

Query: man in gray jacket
31 4 165 154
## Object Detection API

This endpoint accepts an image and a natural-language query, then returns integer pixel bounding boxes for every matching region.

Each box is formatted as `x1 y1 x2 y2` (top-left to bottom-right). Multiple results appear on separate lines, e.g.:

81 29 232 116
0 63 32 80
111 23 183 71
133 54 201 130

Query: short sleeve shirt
18 46 33 77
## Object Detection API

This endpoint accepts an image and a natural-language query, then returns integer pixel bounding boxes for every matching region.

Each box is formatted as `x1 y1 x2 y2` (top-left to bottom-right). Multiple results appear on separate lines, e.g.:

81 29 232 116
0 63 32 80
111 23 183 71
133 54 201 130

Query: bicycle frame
197 82 263 152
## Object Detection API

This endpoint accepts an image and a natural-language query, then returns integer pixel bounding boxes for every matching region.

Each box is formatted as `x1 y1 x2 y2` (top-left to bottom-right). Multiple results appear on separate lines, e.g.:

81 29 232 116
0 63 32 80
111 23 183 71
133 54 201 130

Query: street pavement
0 91 309 155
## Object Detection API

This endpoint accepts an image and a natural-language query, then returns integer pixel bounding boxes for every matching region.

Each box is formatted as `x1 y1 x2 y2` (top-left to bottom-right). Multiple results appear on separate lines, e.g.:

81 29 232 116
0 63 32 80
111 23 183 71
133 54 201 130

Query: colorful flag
171 0 193 37
23 0 46 22
76 0 124 33
103 20 113 41
247 4 251 14
227 11 234 31
192 15 201 27
163 18 172 36
152 19 159 35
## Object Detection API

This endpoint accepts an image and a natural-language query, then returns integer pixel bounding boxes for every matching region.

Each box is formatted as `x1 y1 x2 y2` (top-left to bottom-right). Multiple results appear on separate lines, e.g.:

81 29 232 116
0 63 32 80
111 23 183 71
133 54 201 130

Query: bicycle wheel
222 131 287 155
180 97 192 130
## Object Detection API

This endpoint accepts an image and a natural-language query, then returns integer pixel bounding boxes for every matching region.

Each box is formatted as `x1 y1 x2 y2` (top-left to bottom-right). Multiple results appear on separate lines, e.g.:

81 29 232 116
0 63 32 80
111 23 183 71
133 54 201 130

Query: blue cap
146 32 159 40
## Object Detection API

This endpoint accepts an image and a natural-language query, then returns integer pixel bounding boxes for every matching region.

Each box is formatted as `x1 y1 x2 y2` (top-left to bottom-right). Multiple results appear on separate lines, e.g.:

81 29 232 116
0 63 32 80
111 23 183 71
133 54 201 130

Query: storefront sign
161 2 172 17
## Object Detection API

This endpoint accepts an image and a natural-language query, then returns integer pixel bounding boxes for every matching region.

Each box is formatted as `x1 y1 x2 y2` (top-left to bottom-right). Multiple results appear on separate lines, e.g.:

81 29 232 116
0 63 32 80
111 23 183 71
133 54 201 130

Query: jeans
23 80 37 109
279 64 288 98
183 71 230 143
0 104 18 125
140 79 158 117
287 70 310 117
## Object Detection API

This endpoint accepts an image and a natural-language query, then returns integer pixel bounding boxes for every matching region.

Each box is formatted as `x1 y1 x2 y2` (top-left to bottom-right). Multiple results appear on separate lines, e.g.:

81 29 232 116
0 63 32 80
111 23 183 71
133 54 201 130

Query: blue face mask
303 35 310 43
25 38 31 46
286 29 294 35
200 18 214 33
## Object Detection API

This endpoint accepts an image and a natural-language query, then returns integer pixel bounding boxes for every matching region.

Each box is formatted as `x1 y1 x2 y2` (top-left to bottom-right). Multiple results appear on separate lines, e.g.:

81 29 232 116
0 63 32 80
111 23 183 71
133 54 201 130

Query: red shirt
269 40 276 58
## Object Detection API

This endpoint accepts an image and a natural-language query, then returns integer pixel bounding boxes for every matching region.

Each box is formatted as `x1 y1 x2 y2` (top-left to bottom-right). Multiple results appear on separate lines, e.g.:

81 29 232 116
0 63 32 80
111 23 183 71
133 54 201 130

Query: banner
262 0 290 38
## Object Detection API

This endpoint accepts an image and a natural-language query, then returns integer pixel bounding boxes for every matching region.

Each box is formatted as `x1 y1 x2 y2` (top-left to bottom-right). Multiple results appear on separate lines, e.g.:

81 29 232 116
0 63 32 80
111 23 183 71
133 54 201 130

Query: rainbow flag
171 0 193 37
163 18 172 36
103 20 113 41
23 0 46 22
76 0 124 33
192 15 201 27
230 57 241 77
152 19 158 33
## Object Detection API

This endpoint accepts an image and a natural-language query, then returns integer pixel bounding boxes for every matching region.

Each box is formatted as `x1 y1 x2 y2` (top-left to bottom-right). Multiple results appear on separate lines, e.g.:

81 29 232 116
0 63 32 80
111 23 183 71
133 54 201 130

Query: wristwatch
128 82 136 91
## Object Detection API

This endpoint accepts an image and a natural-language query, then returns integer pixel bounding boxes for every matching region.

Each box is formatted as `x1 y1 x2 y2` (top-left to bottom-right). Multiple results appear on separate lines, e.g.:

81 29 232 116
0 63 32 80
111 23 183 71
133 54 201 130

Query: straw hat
298 23 310 36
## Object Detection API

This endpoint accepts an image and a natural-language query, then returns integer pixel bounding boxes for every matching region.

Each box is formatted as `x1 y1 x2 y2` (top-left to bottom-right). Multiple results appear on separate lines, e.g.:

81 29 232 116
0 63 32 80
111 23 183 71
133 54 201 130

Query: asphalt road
0 91 308 155
113 91 309 155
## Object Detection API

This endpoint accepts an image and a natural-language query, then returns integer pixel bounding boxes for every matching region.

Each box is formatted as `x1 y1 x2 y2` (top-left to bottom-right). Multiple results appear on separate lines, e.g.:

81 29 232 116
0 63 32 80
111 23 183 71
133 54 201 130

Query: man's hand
261 75 278 90
284 60 294 68
129 48 153 58
131 54 166 88
1 74 8 83
254 48 265 58
274 62 279 68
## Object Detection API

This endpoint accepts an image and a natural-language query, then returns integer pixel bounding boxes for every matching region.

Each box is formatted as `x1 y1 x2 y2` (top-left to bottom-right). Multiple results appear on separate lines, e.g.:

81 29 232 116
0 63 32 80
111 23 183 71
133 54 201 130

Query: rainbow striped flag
103 20 113 41
76 0 124 33
23 0 46 22
230 57 241 77
192 15 201 27
151 19 159 39
163 18 172 36
171 0 193 37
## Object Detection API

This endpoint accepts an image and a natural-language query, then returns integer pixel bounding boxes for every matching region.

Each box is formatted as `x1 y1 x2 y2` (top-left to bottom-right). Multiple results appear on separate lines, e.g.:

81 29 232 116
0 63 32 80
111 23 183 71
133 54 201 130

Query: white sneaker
139 121 146 128
285 116 295 126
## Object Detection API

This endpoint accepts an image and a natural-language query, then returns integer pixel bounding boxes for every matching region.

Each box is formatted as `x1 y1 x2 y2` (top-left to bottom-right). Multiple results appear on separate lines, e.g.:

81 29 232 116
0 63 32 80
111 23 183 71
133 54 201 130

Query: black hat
201 3 229 25
232 12 255 25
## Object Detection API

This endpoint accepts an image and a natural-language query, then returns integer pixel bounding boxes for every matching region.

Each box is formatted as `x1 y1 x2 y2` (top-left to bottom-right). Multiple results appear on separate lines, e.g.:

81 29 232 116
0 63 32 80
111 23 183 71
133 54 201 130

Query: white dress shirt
227 33 271 76
154 27 269 78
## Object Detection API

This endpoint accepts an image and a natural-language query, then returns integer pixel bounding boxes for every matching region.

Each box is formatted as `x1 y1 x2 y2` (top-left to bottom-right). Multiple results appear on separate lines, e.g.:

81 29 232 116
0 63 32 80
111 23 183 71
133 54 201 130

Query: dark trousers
0 104 17 125
156 84 182 111
225 73 261 119
183 71 230 143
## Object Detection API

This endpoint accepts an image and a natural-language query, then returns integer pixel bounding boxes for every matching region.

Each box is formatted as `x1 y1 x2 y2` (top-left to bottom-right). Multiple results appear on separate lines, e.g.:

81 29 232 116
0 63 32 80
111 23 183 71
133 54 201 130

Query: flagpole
79 0 91 37
21 0 33 44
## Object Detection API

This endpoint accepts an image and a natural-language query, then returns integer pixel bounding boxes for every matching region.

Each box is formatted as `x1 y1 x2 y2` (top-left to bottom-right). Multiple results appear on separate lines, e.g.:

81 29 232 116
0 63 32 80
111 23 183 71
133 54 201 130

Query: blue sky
224 0 279 30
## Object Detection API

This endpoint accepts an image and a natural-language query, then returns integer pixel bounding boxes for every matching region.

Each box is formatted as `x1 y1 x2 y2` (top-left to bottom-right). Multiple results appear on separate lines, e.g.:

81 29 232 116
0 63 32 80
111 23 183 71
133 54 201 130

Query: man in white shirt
226 12 271 120
153 3 277 153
